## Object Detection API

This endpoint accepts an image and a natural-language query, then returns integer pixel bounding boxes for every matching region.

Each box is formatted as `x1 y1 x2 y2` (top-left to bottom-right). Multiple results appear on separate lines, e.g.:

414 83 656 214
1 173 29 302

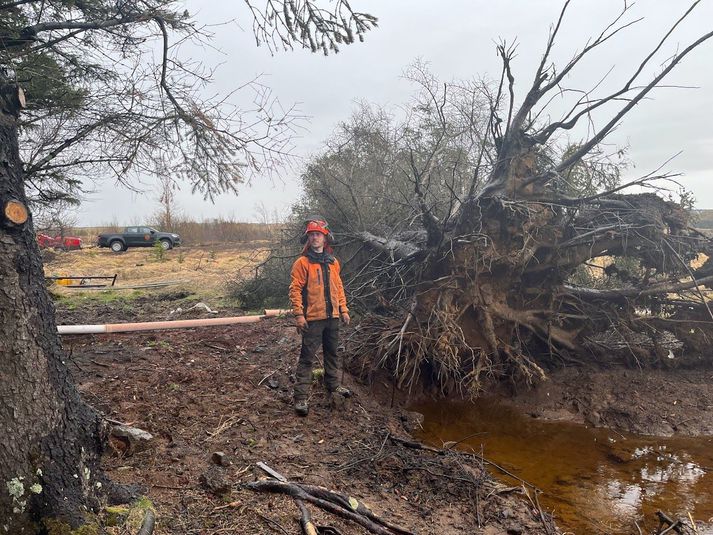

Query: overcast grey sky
76 0 713 226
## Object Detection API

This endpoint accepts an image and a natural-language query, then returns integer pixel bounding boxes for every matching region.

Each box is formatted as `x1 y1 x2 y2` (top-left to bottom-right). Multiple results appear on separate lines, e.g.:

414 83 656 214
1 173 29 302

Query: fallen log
291 482 414 535
248 462 414 535
246 479 413 535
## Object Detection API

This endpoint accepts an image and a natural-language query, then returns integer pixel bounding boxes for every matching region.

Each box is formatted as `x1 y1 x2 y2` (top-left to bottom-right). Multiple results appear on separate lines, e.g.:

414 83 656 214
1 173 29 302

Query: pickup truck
97 226 181 252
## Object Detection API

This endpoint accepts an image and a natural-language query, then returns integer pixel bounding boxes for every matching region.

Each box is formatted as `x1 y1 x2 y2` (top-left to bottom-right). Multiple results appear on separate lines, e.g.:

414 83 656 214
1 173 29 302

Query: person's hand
295 315 308 334
340 312 350 325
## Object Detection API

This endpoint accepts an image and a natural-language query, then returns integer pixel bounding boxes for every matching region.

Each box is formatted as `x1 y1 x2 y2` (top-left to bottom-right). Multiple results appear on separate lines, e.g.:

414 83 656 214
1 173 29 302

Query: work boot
294 400 309 416
330 386 352 398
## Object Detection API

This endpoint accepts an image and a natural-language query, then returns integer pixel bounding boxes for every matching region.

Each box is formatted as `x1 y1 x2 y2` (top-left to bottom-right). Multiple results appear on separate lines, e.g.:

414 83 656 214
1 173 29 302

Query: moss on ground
123 496 155 532
44 517 99 535
41 497 155 534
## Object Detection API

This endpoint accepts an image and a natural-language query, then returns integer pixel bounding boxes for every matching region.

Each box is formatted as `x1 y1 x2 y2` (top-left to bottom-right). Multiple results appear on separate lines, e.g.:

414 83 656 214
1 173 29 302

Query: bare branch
244 0 377 55
556 26 713 173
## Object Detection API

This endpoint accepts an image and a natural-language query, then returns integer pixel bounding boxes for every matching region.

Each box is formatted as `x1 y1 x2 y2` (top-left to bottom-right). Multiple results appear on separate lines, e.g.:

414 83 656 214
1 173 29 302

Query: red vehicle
37 233 83 250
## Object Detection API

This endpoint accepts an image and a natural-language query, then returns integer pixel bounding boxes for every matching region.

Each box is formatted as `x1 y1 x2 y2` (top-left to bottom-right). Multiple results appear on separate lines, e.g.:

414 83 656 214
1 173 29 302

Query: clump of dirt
58 300 557 534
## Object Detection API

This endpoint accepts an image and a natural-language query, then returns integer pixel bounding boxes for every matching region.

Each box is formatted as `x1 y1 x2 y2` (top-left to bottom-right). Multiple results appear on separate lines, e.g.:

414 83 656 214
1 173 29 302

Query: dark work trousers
294 318 340 401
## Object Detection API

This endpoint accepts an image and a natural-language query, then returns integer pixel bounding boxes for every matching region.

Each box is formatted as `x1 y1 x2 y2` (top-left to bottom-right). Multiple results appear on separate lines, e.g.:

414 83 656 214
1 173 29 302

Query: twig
150 483 194 490
103 416 132 426
404 465 482 487
256 461 287 482
656 511 684 534
371 431 390 462
204 343 230 352
663 240 713 322
532 487 553 535
258 370 278 386
255 512 291 535
205 414 246 439
688 511 700 535
70 359 88 373
211 501 241 512
444 431 488 450
660 523 682 535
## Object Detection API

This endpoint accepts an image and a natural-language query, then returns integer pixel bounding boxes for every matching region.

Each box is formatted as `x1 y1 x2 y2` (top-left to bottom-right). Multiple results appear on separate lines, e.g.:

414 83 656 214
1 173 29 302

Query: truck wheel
110 240 125 253
159 239 172 251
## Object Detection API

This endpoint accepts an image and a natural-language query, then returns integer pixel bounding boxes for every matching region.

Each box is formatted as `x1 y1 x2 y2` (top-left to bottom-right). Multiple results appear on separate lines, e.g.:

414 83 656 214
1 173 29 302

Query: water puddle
412 399 713 534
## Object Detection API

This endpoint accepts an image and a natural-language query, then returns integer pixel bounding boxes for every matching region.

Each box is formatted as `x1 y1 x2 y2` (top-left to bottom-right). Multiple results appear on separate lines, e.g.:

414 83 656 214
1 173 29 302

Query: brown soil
496 366 713 437
57 294 556 535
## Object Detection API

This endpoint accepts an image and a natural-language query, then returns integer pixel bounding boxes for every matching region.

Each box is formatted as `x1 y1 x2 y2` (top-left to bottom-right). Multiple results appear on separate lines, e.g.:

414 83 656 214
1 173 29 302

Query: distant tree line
692 210 713 230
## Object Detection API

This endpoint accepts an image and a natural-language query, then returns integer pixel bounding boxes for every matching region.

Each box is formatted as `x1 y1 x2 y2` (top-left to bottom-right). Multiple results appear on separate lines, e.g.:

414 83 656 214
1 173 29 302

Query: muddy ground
53 282 713 534
496 366 713 438
56 292 557 535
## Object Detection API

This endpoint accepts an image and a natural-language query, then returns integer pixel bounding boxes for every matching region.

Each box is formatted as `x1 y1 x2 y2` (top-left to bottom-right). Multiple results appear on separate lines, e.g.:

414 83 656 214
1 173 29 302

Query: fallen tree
250 2 713 397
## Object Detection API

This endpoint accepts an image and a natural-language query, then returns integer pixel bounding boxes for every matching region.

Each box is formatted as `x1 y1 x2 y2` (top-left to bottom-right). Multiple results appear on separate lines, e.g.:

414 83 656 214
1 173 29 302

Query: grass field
43 242 269 304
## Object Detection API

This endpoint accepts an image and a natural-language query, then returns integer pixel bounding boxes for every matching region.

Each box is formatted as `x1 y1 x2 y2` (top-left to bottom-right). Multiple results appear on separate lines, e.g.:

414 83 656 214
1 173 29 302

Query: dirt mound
500 367 713 437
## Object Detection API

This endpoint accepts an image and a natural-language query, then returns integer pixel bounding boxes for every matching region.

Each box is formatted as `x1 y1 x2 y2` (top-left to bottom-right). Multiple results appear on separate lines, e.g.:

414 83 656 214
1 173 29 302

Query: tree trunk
0 78 107 532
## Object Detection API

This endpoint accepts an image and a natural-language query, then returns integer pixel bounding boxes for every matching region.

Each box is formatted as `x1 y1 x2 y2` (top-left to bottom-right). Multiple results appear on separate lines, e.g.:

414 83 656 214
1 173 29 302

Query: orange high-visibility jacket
289 255 348 321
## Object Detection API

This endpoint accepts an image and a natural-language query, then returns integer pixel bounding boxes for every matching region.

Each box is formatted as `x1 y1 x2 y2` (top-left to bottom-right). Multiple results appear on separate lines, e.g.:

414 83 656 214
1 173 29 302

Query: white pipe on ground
264 309 292 318
57 309 292 335
58 324 107 334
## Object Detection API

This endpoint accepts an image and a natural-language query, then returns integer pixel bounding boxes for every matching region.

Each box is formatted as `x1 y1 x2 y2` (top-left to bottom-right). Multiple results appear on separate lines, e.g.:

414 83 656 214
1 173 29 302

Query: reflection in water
412 399 713 534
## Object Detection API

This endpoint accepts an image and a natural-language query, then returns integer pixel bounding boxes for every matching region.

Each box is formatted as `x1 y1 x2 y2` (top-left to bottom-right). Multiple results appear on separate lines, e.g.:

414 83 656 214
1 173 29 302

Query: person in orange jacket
289 218 351 416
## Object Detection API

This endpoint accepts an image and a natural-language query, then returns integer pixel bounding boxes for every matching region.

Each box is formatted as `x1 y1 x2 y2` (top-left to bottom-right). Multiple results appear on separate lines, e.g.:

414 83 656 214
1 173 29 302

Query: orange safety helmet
305 220 329 235
300 217 334 245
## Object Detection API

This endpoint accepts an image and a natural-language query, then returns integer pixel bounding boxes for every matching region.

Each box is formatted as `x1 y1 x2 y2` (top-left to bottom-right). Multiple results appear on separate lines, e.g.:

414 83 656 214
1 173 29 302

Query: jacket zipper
323 263 333 317
316 268 322 285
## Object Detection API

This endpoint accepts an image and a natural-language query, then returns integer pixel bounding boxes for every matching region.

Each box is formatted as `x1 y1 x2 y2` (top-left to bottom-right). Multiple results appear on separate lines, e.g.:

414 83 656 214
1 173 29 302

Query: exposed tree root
346 192 713 398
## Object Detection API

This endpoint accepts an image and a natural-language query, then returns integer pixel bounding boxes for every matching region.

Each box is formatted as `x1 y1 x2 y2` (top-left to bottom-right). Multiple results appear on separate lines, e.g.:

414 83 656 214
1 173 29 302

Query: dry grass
43 243 269 300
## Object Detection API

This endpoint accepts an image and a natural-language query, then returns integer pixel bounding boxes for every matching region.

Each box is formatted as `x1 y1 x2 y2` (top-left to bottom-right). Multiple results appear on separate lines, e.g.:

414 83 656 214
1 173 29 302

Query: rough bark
0 77 107 532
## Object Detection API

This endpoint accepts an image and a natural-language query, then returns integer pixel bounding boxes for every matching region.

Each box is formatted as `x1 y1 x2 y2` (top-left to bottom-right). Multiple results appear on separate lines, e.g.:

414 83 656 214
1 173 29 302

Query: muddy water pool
413 399 713 534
